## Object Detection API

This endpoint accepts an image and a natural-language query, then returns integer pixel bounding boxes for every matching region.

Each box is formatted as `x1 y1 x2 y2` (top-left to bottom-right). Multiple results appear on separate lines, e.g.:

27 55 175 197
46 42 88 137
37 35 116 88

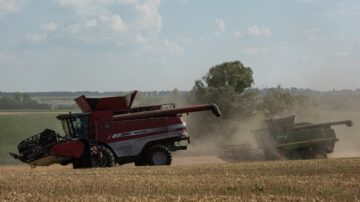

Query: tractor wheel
146 145 172 166
93 145 115 168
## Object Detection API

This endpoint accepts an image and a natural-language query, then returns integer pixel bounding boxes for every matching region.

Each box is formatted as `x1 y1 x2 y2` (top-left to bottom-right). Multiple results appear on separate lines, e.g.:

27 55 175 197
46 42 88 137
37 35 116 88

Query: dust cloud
178 108 360 163
144 93 360 163
326 110 360 158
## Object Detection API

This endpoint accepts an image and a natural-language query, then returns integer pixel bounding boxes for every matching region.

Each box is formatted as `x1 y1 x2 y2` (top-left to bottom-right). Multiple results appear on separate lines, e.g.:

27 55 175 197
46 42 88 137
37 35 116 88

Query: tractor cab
57 113 89 139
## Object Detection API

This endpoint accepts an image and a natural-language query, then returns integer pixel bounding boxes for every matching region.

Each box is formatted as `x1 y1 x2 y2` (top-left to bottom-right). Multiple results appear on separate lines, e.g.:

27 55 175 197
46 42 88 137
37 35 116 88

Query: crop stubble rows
0 158 360 201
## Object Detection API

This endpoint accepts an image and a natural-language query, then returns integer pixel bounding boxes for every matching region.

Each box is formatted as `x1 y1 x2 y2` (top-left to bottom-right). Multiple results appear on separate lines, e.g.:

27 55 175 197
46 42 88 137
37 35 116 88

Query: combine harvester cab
11 91 221 168
255 115 353 160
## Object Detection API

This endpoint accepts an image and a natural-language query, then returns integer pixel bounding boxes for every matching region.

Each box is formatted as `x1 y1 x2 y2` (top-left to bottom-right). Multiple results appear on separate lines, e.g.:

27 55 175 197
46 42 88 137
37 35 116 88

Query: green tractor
254 115 353 160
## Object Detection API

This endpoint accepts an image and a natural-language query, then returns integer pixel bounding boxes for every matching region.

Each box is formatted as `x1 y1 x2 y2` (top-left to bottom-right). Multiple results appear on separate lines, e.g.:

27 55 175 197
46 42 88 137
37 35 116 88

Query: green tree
192 61 256 119
189 61 257 140
204 61 254 93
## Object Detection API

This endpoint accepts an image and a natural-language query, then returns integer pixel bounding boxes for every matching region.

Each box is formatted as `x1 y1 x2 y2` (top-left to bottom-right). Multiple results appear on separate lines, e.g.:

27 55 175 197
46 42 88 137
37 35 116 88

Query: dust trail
311 109 360 158
172 155 225 165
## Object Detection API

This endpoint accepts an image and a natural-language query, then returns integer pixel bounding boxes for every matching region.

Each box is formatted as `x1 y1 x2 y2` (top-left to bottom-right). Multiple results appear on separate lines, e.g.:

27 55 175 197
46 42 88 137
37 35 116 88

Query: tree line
0 93 50 109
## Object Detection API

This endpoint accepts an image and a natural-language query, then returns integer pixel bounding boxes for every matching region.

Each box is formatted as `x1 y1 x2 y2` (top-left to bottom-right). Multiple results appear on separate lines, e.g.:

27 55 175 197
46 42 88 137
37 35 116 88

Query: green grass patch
0 113 64 164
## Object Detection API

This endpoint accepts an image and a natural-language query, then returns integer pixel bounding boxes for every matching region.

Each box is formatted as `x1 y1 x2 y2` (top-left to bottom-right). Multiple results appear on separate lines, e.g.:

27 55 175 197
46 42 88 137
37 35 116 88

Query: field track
1 157 360 201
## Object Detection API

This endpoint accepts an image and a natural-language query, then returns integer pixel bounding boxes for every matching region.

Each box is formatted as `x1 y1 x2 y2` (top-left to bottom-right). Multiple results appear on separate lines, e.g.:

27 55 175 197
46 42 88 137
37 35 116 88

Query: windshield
61 120 72 137
61 115 88 138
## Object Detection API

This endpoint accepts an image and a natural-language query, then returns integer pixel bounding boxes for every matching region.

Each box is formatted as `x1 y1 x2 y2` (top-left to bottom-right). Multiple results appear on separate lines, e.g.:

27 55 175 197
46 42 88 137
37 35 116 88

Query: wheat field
1 157 360 201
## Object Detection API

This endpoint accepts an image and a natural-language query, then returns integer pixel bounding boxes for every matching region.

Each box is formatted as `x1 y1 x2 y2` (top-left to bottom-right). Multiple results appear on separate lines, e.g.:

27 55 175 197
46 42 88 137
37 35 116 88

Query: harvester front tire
96 145 115 167
146 145 172 166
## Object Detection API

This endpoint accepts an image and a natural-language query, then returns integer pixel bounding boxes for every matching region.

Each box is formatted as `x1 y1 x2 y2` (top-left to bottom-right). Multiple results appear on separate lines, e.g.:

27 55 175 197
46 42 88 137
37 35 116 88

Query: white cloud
55 0 162 33
215 18 226 32
26 22 58 44
135 0 162 33
135 34 145 43
64 15 125 34
0 0 22 16
66 23 82 33
164 39 185 54
85 19 97 28
244 47 268 55
233 25 272 39
233 30 245 38
27 34 47 44
33 0 164 49
40 22 58 33
247 25 271 37
54 0 111 15
99 14 126 32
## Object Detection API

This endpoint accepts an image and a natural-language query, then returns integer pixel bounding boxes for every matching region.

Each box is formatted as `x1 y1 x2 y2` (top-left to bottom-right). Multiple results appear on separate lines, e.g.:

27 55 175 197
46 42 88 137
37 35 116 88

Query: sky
0 0 359 92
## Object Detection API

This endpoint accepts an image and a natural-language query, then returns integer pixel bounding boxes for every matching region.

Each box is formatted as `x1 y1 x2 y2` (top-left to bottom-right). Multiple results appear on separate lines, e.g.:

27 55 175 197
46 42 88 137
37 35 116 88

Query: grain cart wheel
95 145 115 167
146 145 172 166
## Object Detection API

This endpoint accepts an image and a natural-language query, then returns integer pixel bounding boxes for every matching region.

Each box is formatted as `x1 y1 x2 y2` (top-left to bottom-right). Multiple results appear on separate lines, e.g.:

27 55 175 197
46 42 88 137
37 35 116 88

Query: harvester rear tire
146 145 172 166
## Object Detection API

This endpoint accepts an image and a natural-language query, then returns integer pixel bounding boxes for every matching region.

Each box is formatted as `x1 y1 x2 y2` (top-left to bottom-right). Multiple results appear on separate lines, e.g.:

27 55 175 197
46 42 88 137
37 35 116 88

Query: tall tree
192 61 256 119
189 61 257 140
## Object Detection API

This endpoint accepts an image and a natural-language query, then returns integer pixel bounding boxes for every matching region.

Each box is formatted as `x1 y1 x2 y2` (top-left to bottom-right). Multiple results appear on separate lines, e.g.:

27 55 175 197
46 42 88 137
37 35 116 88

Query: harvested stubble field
1 158 360 201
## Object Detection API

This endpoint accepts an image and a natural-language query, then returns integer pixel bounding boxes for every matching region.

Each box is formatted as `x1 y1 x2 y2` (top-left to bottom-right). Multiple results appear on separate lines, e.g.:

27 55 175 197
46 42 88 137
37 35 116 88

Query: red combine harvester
10 91 221 168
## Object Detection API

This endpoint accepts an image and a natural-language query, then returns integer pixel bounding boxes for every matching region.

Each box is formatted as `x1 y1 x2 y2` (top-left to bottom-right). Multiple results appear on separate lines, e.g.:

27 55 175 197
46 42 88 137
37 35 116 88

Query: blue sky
0 0 359 92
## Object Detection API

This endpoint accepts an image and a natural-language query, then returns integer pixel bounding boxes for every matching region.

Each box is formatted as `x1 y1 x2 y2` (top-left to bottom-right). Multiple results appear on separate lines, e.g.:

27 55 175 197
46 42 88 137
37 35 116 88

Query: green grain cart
255 115 353 160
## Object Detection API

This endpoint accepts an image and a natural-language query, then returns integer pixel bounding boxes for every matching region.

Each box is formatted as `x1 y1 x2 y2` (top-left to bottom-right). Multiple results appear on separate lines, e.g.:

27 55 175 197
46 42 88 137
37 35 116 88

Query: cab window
61 115 88 138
